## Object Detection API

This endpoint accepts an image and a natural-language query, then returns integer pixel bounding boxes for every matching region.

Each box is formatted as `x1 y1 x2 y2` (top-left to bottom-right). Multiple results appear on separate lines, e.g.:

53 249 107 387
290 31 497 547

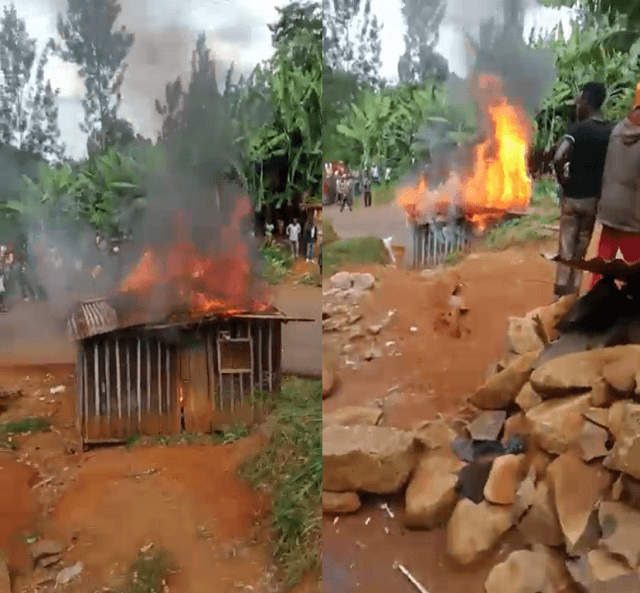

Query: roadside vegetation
241 376 322 588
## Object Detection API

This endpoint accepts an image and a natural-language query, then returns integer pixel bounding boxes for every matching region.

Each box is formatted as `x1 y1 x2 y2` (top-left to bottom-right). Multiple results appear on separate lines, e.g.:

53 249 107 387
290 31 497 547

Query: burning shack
69 298 309 447
67 203 312 448
397 74 532 268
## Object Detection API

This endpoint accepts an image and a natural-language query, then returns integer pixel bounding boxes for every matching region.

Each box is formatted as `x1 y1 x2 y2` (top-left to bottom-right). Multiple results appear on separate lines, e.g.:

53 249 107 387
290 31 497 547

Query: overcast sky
10 0 280 159
9 0 577 160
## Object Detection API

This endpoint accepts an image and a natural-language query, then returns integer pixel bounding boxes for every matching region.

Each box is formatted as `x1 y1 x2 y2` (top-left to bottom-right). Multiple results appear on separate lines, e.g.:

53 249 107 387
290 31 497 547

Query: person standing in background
552 82 615 299
589 83 640 288
286 218 301 258
363 174 372 207
304 219 317 262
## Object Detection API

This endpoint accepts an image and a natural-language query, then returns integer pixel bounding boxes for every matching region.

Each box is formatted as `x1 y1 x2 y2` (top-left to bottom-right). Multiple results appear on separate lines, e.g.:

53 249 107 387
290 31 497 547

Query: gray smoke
402 0 556 208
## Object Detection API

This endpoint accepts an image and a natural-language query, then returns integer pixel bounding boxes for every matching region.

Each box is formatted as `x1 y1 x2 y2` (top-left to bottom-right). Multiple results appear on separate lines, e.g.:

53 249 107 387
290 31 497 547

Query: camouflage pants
554 195 598 297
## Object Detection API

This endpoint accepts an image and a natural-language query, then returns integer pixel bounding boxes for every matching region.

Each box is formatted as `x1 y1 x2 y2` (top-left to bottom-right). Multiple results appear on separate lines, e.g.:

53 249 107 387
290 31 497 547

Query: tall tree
269 1 321 72
0 4 65 161
56 0 134 153
322 0 383 88
397 0 448 84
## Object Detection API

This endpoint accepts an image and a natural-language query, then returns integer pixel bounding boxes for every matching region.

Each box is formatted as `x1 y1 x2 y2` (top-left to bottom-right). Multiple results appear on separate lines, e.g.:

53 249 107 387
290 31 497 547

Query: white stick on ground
394 562 430 593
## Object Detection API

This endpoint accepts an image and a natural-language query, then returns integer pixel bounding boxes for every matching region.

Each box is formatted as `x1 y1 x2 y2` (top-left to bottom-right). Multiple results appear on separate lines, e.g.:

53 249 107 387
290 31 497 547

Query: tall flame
397 73 532 230
119 196 270 317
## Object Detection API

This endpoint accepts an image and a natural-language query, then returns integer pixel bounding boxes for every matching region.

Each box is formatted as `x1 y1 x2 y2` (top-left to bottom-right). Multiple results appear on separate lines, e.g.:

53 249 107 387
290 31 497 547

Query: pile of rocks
323 293 640 592
323 272 399 372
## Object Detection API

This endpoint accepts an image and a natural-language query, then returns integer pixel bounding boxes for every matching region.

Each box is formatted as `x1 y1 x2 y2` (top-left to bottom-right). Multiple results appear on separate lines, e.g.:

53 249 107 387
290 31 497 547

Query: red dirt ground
0 363 318 593
322 239 579 593
323 241 558 428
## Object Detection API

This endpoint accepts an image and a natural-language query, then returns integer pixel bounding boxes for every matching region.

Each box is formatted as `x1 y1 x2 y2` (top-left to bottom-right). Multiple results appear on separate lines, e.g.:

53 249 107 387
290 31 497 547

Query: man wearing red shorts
589 86 640 289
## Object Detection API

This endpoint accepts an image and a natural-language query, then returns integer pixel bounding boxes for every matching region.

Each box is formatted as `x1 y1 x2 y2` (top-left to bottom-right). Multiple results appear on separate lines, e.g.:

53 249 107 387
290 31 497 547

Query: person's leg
588 227 619 289
570 197 598 293
554 198 581 297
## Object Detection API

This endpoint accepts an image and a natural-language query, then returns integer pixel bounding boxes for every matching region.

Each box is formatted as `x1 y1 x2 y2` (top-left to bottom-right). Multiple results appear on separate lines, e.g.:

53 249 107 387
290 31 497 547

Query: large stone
605 402 640 480
536 294 577 342
599 502 640 569
566 550 640 593
530 346 640 397
547 452 610 549
512 470 536 520
468 411 507 441
502 413 531 442
322 425 420 493
447 499 515 565
404 453 464 529
603 353 640 394
30 539 65 563
608 400 631 441
0 560 9 593
323 407 382 427
484 549 551 593
483 454 525 505
330 271 352 290
413 417 457 450
507 315 545 355
351 273 375 291
322 491 361 514
515 383 542 412
577 420 610 462
526 394 591 454
517 479 564 547
470 351 540 410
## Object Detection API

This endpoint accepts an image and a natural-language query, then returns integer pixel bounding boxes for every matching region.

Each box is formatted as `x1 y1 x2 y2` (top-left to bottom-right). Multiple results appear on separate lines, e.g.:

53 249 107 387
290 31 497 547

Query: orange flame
634 79 640 108
120 196 271 317
397 74 532 230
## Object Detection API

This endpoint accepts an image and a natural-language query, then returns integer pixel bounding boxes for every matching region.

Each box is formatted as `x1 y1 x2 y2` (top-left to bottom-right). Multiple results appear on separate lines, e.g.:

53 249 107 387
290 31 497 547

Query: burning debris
398 73 534 268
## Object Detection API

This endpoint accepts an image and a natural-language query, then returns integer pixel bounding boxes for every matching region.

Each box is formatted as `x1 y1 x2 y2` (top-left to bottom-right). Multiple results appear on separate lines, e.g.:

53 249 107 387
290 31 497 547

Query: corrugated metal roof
68 298 310 341
68 299 119 340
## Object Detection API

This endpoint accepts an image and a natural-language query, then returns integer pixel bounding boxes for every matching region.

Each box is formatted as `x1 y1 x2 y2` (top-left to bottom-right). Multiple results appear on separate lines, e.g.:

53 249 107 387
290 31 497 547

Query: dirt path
0 362 318 592
322 242 561 592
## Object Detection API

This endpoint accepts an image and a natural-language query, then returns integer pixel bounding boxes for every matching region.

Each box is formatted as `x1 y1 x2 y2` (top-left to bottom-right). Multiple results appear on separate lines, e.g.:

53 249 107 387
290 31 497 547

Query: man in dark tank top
552 82 616 299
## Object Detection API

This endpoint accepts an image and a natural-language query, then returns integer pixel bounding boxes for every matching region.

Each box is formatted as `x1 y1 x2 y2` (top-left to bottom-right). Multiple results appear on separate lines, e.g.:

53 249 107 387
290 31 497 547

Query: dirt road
0 285 321 377
275 284 321 377
322 242 560 592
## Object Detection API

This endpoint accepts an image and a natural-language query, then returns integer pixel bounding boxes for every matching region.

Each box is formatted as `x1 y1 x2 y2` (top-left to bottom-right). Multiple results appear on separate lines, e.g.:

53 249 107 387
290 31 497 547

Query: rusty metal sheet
68 299 119 340
542 253 640 279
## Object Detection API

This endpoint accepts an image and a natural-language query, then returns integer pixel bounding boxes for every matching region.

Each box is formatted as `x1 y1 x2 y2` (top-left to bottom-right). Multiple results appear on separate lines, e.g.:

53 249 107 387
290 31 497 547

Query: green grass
0 417 50 435
241 377 321 588
118 548 176 593
323 236 388 276
483 178 560 250
322 218 339 245
371 183 396 206
298 268 321 286
260 242 294 285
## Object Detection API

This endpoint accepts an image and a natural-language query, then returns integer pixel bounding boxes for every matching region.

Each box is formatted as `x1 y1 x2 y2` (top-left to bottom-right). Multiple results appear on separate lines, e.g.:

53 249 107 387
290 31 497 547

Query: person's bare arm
553 137 574 187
